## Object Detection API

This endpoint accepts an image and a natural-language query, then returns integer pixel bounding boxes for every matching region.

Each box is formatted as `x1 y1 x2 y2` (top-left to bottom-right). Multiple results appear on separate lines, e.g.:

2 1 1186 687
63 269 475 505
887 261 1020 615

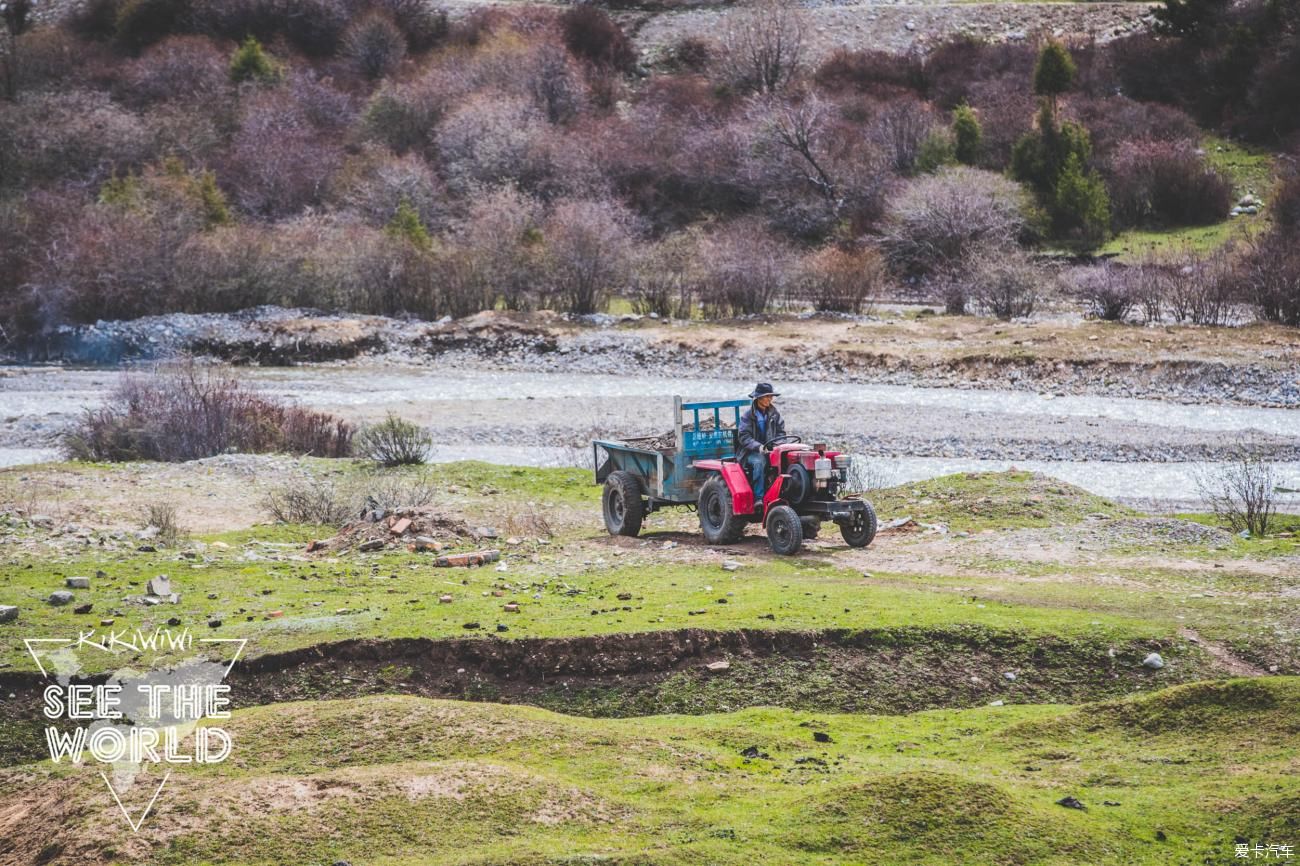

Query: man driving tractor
737 382 786 502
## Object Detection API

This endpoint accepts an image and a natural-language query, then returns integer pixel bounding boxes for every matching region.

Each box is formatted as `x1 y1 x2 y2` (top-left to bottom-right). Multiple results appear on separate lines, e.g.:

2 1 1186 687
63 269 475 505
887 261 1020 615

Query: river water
3 365 1298 509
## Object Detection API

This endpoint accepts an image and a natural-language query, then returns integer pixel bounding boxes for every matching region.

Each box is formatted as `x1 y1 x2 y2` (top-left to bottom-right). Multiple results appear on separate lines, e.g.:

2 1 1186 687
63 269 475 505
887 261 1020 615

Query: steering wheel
764 434 801 449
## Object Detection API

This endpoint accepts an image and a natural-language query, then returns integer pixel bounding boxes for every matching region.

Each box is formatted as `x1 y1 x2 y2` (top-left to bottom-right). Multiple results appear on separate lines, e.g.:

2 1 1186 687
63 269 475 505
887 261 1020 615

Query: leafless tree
761 95 841 216
1195 446 1279 537
719 0 806 94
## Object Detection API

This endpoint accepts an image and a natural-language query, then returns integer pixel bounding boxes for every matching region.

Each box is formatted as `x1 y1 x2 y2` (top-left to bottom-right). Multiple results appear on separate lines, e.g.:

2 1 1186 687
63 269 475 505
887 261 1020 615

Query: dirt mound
310 507 474 554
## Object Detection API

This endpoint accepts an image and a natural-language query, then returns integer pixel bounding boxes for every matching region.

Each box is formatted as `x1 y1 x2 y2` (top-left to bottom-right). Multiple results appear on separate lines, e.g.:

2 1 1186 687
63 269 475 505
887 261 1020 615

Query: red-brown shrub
115 35 229 106
814 48 924 96
561 5 637 73
64 362 354 461
221 92 344 217
1106 139 1233 228
0 90 153 188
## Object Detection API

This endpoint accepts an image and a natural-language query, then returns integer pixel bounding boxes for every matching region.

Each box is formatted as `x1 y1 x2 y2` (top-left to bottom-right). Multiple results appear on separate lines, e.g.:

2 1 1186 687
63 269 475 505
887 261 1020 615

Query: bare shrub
264 467 437 525
540 196 638 314
113 35 229 106
1163 247 1236 326
1075 262 1140 321
344 12 407 80
330 147 447 230
1195 447 1278 537
814 47 923 96
505 509 555 539
364 71 456 155
63 362 354 462
871 97 938 175
843 456 897 495
374 0 448 52
436 92 549 193
630 230 702 319
262 475 356 525
0 90 152 188
356 413 432 466
1241 229 1300 326
1107 139 1233 229
969 249 1044 320
881 167 1029 277
143 502 185 547
223 92 344 217
560 5 636 73
718 0 805 94
799 245 885 314
191 0 352 58
699 222 795 316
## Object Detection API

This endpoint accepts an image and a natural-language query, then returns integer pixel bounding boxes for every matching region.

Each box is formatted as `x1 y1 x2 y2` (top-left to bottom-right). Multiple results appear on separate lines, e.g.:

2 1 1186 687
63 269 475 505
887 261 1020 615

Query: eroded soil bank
0 624 1217 767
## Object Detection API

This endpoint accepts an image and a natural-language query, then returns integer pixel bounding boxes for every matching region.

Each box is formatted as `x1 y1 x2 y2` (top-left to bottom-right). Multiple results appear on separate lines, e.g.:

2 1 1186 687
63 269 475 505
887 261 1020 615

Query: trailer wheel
766 505 803 555
839 502 877 548
698 476 746 545
603 471 644 537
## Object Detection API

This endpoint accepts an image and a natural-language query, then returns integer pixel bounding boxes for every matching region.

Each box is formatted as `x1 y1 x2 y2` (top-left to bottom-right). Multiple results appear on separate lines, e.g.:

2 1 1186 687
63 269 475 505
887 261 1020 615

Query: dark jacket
737 403 786 454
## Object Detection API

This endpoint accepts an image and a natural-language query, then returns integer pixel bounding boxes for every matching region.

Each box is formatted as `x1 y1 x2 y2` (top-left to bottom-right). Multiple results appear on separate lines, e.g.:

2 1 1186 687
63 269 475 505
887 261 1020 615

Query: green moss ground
6 677 1297 865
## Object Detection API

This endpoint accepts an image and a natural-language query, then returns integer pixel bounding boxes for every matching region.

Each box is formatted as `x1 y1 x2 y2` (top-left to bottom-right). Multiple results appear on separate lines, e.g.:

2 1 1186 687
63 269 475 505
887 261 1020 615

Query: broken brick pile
307 507 473 555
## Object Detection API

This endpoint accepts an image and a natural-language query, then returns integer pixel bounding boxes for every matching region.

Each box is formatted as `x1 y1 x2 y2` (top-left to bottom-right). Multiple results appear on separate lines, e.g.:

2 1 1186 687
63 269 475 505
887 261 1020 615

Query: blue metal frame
593 396 749 505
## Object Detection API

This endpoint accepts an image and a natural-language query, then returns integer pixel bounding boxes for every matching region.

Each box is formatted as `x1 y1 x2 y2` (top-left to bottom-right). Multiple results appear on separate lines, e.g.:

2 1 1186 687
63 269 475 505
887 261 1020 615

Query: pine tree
1053 153 1111 249
194 171 231 228
951 103 982 166
229 37 282 85
1033 41 1076 112
386 198 431 250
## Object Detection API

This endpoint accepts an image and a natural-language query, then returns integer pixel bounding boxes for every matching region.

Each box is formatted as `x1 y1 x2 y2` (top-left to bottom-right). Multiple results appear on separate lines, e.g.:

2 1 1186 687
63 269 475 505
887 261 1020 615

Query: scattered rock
473 526 499 539
1056 796 1086 810
48 591 74 606
503 603 520 613
1142 652 1165 670
706 660 731 673
146 575 171 596
358 539 385 552
435 549 500 568
721 560 741 571
100 619 114 627
740 745 769 760
1003 671 1017 681
439 594 453 604
390 518 412 535
812 731 833 743
73 603 93 615
65 576 90 589
462 621 481 630
496 623 509 633
0 605 18 624
208 619 222 628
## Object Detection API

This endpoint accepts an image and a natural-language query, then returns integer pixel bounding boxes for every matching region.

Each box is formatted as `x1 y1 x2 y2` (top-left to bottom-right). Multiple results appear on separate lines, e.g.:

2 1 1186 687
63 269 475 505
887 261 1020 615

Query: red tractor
593 398 877 555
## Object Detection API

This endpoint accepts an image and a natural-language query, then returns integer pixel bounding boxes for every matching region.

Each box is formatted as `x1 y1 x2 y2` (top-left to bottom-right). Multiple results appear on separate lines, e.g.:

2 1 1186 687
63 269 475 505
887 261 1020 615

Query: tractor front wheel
603 471 644 537
698 476 746 545
840 502 878 548
766 504 803 555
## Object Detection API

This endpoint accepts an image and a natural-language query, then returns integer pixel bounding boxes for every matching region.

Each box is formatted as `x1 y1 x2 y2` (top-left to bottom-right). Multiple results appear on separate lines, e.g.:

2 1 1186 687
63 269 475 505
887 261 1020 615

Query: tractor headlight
833 454 850 470
814 457 833 480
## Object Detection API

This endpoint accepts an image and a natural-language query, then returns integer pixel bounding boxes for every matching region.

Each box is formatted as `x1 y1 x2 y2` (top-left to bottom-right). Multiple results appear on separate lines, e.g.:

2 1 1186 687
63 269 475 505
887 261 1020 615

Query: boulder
48 591 74 606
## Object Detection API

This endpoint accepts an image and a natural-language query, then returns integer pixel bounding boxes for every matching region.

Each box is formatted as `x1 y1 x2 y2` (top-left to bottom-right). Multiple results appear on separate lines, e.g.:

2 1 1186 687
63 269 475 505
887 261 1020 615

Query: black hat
749 382 780 399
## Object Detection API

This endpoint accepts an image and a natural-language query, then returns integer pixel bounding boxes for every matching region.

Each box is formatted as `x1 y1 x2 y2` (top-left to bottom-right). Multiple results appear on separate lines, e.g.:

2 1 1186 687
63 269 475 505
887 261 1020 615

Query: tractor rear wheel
766 505 803 555
603 471 644 537
840 502 878 548
698 476 746 545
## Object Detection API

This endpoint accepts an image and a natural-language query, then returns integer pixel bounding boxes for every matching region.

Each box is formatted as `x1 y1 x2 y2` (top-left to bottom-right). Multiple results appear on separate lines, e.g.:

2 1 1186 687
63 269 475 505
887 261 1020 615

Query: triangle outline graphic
100 769 171 833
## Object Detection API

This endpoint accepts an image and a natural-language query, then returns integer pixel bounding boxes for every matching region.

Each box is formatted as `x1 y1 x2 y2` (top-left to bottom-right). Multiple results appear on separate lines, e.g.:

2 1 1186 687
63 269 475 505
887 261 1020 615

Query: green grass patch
8 678 1298 865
